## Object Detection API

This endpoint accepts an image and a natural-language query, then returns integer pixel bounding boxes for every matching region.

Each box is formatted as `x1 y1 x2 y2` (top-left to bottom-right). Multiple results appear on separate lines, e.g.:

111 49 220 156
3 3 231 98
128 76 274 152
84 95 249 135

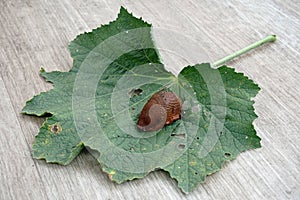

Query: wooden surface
0 0 299 199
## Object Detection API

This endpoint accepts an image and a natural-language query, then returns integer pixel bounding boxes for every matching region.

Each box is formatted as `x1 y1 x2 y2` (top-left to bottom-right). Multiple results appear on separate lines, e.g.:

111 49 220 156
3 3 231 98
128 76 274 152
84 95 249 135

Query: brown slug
137 90 182 132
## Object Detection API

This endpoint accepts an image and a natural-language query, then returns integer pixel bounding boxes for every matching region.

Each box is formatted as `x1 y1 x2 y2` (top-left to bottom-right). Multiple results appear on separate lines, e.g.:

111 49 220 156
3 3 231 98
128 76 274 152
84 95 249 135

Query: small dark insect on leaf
137 90 182 132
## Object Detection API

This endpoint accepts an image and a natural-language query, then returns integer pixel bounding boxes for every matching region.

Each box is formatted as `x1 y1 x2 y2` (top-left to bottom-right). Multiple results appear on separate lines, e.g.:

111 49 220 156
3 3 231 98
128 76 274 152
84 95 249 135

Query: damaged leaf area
49 123 62 134
22 7 261 193
22 69 84 165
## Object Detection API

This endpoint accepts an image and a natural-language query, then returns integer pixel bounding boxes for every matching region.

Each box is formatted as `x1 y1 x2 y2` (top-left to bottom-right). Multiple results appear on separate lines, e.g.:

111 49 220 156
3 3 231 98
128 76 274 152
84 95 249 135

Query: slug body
137 91 182 132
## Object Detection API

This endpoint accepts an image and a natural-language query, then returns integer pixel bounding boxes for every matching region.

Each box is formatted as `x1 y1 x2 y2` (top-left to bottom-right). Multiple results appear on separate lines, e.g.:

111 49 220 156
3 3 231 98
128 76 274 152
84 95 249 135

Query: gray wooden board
0 0 299 199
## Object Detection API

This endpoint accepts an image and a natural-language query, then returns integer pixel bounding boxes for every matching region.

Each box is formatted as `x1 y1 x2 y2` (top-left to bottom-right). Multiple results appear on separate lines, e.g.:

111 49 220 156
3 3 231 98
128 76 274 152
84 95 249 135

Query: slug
137 90 182 132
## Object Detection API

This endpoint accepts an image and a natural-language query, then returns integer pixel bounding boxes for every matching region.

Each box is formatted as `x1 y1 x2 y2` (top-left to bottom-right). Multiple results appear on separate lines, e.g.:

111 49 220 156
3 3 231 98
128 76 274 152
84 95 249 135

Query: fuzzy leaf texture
22 7 261 193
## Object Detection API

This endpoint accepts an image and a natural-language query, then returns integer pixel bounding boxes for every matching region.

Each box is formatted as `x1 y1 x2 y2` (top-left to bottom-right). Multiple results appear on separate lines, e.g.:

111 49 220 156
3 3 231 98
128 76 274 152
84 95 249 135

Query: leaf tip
118 6 132 18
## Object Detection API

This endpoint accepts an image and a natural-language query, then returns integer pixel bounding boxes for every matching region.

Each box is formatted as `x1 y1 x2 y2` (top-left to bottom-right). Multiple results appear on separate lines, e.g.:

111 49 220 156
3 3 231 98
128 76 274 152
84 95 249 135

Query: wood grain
0 0 299 199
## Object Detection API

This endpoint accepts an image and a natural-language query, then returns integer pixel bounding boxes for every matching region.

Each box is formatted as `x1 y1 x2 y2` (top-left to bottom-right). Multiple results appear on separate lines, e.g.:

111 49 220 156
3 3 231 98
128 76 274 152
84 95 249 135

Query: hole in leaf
129 88 143 97
48 123 62 134
194 172 198 175
196 137 200 140
204 110 210 116
224 152 231 157
171 133 185 139
52 125 59 132
178 144 185 149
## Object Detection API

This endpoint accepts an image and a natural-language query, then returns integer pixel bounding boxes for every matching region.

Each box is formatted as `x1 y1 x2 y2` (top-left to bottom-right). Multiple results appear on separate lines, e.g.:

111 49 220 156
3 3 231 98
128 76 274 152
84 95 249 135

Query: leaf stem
212 35 276 67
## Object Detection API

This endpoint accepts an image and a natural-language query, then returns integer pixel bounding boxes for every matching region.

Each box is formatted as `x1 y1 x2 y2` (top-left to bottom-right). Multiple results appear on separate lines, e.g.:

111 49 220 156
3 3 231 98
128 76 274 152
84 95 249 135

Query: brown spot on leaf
107 170 116 181
108 174 113 181
49 123 62 134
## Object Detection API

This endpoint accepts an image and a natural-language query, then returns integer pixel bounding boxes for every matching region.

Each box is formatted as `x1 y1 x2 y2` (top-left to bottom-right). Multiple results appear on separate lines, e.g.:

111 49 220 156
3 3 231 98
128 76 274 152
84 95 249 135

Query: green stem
212 35 276 67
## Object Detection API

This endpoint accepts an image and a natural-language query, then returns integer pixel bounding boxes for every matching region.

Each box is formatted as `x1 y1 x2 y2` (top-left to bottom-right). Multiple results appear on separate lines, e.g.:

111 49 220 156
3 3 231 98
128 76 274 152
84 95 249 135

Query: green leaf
22 7 261 193
22 7 157 165
22 69 84 164
163 64 261 193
